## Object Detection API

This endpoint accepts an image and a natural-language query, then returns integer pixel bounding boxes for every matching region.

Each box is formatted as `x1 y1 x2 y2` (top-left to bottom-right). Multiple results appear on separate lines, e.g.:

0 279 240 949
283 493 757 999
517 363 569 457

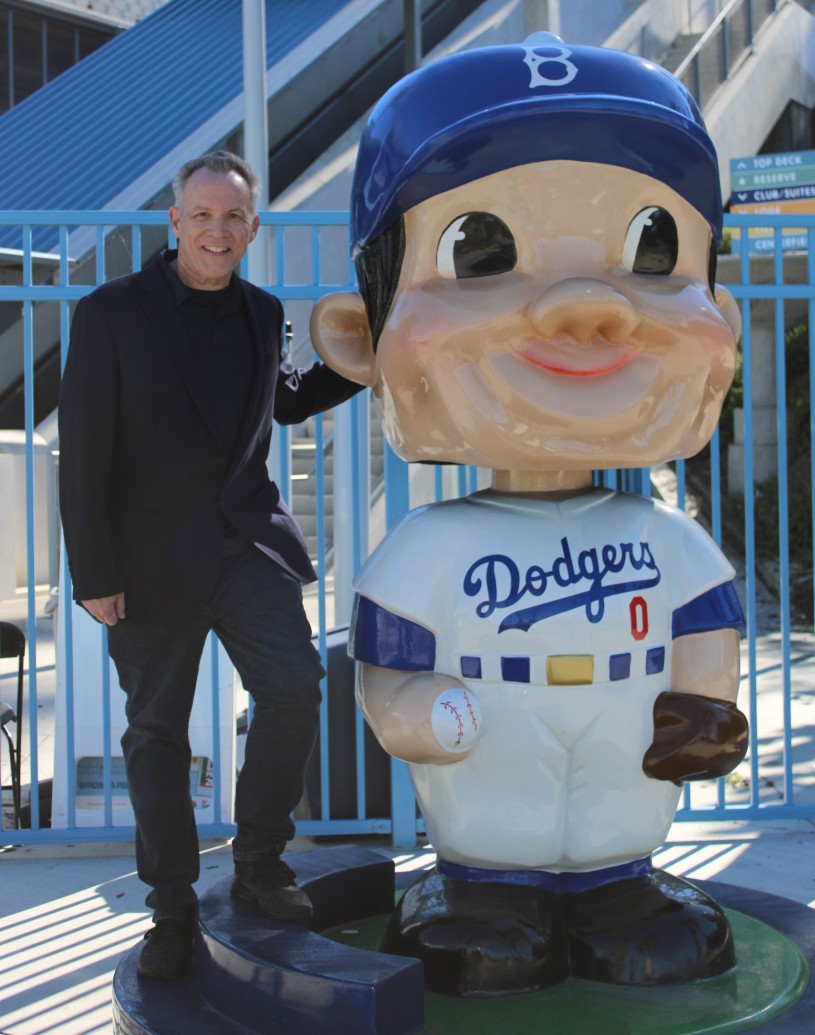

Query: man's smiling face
371 160 740 472
169 167 259 290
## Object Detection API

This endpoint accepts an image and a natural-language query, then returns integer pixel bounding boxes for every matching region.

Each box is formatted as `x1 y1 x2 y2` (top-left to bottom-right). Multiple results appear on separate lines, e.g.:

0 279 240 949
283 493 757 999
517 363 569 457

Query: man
311 36 748 994
58 150 362 979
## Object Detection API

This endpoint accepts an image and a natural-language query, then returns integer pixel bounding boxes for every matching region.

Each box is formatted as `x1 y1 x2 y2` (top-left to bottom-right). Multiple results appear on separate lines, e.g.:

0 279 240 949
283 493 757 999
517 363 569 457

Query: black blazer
58 253 361 622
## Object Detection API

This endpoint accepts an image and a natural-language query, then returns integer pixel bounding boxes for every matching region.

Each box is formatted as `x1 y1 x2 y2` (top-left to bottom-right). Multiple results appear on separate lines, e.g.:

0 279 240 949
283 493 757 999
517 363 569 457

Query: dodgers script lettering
463 536 661 632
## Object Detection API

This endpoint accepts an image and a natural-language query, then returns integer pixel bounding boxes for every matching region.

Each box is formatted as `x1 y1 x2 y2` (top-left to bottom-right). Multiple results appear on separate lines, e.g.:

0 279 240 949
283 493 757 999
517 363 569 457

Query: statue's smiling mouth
518 337 638 378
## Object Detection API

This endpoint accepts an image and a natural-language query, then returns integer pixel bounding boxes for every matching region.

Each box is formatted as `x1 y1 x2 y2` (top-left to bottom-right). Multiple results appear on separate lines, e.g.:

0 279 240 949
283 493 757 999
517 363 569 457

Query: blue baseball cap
351 34 723 255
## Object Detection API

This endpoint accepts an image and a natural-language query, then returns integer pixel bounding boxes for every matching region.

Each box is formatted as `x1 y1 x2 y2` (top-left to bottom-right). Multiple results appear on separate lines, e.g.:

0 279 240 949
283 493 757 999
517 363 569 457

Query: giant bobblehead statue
312 35 748 996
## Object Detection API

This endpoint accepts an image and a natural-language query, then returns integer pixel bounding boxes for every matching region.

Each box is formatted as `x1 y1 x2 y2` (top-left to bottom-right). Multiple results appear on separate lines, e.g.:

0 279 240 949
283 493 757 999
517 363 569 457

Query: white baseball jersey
351 489 744 875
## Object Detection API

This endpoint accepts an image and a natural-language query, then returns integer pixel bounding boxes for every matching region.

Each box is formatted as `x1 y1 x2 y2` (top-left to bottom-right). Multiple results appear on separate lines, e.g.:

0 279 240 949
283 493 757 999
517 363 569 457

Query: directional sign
730 150 815 172
729 150 815 253
730 151 815 200
731 233 809 256
731 184 815 206
730 199 815 217
730 150 815 192
731 164 815 191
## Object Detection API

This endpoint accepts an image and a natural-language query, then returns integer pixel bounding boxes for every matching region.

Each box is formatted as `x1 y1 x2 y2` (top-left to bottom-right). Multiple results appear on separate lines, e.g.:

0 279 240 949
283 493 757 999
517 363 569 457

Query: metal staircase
289 396 385 566
669 0 781 110
291 421 335 560
661 32 703 73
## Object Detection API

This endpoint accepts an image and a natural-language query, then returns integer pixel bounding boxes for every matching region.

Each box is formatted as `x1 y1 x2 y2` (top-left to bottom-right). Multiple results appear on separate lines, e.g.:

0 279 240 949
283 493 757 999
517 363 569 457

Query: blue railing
0 210 813 847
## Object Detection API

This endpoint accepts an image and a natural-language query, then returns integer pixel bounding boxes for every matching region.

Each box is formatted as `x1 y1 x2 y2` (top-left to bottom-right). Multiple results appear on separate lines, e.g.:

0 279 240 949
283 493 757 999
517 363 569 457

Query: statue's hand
643 690 748 784
431 687 482 754
357 666 482 764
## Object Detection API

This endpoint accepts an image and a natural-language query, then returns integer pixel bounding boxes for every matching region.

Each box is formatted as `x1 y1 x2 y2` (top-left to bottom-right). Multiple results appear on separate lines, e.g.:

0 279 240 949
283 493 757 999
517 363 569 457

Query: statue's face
371 160 740 471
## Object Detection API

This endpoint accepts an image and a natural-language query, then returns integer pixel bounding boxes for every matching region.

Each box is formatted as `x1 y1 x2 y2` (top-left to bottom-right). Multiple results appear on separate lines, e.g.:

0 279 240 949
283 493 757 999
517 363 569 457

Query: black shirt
159 250 255 552
159 250 256 465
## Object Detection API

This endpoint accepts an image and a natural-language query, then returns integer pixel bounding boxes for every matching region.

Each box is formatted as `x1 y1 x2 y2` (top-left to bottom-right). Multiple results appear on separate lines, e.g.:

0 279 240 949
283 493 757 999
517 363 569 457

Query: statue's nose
529 279 639 344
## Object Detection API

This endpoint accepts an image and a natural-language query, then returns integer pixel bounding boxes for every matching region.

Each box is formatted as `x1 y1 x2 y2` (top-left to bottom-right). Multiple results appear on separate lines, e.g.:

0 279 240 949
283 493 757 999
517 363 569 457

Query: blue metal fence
0 209 813 848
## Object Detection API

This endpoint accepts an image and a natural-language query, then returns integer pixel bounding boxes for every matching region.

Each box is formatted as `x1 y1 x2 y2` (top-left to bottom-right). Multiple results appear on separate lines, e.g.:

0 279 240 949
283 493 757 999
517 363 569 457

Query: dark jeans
107 547 324 921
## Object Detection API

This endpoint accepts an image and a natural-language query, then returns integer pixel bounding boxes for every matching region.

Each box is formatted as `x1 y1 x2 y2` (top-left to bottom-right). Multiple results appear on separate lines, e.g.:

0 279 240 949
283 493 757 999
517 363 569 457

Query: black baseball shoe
137 918 197 979
381 868 569 997
563 868 736 985
231 853 313 924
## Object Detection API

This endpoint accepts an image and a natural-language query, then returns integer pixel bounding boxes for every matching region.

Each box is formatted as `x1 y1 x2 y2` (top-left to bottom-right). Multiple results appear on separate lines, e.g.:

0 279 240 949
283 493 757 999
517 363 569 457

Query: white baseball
431 687 482 753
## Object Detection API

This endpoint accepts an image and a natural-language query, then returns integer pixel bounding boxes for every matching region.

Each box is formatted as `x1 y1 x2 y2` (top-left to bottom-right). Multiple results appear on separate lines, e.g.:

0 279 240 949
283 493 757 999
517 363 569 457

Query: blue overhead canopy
0 0 349 240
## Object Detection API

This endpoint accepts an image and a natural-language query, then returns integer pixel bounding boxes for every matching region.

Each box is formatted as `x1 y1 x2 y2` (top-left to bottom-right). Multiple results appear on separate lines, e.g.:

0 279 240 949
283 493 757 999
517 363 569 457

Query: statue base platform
325 884 809 1033
112 848 812 1034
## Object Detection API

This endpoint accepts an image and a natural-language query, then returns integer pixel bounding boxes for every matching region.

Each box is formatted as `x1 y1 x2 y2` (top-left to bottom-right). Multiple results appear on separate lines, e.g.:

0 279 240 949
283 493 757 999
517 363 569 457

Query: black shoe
564 868 736 985
231 853 313 924
137 918 197 979
381 868 569 997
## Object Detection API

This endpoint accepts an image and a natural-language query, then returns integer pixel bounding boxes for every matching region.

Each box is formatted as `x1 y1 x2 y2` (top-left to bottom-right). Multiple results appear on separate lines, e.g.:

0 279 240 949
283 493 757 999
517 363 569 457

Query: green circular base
323 908 808 1034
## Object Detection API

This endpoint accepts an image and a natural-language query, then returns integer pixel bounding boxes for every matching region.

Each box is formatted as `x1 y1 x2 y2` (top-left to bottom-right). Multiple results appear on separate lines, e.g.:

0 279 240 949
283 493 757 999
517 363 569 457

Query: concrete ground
0 820 813 1035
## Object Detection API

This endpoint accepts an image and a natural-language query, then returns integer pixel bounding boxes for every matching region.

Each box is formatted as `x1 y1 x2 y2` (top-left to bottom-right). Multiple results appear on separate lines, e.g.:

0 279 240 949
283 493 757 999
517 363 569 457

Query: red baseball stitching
462 689 479 732
440 700 465 746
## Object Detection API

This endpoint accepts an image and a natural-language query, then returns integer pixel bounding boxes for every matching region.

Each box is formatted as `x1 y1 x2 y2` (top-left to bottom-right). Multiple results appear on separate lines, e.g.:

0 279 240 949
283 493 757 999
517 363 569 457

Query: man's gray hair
172 150 261 212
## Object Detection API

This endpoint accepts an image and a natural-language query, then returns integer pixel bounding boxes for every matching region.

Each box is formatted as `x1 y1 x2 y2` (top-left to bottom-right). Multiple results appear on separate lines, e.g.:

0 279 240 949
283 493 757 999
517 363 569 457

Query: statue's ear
714 284 742 342
310 292 377 386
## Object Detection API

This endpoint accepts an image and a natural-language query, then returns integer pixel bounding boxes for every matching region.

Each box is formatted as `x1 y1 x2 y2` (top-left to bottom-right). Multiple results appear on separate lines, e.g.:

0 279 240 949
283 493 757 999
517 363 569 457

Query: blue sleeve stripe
672 581 746 639
349 594 436 670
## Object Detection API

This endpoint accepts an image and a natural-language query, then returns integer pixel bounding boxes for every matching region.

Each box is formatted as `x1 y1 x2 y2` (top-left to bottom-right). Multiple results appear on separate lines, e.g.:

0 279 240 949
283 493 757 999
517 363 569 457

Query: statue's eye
436 212 517 279
622 207 678 275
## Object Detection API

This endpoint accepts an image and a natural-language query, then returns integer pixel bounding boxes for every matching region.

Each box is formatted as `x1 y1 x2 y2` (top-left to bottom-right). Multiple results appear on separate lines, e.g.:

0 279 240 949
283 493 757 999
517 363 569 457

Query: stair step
282 393 385 562
296 509 334 529
299 419 335 441
112 846 424 1035
291 476 335 496
662 32 702 73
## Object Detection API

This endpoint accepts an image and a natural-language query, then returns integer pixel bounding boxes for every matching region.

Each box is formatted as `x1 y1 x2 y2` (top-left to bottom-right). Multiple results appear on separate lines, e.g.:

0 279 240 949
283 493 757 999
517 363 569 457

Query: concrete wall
706 1 815 200
606 0 691 61
605 0 739 62
527 0 650 46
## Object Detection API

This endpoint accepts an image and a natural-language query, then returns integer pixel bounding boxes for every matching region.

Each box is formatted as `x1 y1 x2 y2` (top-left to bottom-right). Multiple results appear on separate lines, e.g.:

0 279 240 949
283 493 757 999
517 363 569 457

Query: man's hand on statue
82 592 126 626
642 690 748 784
